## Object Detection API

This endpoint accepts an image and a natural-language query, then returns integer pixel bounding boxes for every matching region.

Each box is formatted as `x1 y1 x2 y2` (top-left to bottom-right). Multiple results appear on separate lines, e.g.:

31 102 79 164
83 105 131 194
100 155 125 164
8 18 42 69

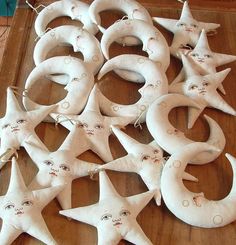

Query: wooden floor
0 1 236 245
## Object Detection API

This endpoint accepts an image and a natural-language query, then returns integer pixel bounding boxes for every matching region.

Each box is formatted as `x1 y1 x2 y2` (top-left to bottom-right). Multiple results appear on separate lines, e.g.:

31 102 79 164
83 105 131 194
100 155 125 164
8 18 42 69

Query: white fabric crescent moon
100 19 170 82
161 142 236 228
35 0 99 37
33 25 104 76
23 56 94 122
146 94 225 164
89 0 153 46
97 54 168 124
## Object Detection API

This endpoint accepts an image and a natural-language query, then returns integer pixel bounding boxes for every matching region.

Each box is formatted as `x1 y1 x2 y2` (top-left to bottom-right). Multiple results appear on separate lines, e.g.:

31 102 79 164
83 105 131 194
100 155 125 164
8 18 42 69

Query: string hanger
25 0 45 15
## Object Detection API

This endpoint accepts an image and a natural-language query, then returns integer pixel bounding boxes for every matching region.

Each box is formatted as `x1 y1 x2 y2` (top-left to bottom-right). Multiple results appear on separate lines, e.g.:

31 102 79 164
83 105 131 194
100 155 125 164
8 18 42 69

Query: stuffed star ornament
99 126 198 206
60 170 154 245
171 29 236 94
153 1 220 58
51 86 134 162
0 157 63 244
169 54 236 128
0 87 56 168
22 127 100 210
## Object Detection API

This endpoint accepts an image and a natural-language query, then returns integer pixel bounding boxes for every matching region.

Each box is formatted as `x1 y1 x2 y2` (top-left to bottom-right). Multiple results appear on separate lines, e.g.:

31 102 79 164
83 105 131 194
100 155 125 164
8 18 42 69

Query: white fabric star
0 157 63 244
0 87 56 168
60 170 154 245
171 29 236 94
169 54 236 128
22 127 100 210
51 86 134 162
100 126 198 206
153 1 220 58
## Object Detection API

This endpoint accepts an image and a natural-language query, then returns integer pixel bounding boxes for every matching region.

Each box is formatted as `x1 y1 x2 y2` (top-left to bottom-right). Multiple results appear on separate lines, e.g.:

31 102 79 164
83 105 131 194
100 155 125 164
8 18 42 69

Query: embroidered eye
101 213 112 221
59 164 70 171
202 81 209 86
5 203 15 210
191 24 198 28
2 123 10 130
189 85 198 90
147 84 154 87
17 119 26 124
22 200 33 206
204 54 211 58
177 22 186 27
120 209 131 217
95 124 104 130
44 160 53 166
77 122 88 128
141 155 150 161
154 149 159 154
191 53 199 57
72 78 80 82
71 6 76 11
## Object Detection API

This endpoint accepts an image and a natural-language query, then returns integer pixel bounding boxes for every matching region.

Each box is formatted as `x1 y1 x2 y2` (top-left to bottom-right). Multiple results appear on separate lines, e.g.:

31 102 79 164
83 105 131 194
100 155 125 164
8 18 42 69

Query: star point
51 86 134 162
0 157 63 244
60 170 154 245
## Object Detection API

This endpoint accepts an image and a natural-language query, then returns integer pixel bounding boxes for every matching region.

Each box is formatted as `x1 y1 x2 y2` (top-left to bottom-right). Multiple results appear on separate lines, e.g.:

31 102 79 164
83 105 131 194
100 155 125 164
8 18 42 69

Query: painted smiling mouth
185 29 192 32
15 211 24 215
154 159 160 163
199 91 206 94
87 132 94 136
11 128 20 132
49 172 58 177
198 60 204 63
113 222 122 226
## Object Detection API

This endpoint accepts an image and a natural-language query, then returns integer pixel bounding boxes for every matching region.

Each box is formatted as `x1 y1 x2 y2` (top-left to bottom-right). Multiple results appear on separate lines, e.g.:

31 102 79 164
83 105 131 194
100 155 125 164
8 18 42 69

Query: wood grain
0 1 236 245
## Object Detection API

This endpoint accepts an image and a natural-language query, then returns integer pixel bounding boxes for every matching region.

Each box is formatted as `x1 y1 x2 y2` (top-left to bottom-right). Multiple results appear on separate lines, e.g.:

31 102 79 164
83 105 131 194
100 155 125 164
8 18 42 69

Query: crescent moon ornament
171 30 236 94
97 54 168 124
146 94 226 164
23 56 94 122
35 0 99 37
89 0 153 46
100 19 170 83
33 25 104 76
153 1 220 58
161 142 236 228
169 54 236 128
100 126 198 206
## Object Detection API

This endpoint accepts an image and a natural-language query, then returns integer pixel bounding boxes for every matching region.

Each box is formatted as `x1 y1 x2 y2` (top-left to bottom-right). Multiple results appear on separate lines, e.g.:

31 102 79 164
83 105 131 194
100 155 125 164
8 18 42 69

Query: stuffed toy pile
0 0 236 244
